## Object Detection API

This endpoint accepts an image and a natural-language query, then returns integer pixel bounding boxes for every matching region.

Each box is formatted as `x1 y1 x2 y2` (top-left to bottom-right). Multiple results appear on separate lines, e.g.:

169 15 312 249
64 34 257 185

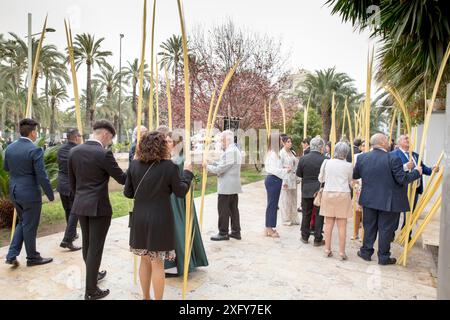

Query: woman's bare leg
337 218 347 255
139 256 152 300
150 258 165 300
324 217 336 252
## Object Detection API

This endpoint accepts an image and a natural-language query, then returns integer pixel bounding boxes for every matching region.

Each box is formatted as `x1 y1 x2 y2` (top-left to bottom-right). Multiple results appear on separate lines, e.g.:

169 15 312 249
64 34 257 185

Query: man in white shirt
205 130 242 241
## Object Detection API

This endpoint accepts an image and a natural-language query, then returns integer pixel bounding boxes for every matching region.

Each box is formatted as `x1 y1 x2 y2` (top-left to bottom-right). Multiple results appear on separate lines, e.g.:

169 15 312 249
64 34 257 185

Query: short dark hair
93 120 116 137
302 137 311 145
67 128 81 141
19 118 39 137
353 138 362 147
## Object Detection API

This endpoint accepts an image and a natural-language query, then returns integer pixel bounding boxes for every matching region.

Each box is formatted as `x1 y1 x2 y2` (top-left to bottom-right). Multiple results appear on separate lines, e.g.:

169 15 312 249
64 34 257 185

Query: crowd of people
2 117 439 300
263 131 439 265
3 118 211 300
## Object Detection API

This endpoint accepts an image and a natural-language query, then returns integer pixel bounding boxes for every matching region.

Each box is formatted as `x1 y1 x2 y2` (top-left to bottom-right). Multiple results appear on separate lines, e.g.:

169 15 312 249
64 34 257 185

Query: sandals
339 253 348 261
324 249 333 258
265 229 280 238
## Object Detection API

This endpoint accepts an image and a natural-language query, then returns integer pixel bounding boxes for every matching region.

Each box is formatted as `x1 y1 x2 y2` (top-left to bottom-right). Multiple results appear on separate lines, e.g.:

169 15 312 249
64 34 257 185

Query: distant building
280 68 311 110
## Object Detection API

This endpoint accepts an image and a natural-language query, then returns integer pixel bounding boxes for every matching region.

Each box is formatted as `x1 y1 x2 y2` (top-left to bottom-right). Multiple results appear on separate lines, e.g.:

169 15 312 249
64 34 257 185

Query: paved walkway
0 181 437 299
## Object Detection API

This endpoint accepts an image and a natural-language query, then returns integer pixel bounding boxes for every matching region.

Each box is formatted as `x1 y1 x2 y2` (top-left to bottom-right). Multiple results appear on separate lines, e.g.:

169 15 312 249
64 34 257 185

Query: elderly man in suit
4 118 55 268
68 120 126 300
390 134 439 232
296 136 326 246
58 128 82 251
206 130 242 241
353 133 422 265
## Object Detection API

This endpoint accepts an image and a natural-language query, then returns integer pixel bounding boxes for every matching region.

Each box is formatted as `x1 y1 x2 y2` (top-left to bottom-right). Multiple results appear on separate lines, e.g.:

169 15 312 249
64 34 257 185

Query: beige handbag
313 160 328 207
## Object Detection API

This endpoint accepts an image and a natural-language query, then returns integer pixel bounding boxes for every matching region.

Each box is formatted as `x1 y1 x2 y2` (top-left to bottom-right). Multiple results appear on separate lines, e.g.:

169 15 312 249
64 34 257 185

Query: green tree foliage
286 107 322 152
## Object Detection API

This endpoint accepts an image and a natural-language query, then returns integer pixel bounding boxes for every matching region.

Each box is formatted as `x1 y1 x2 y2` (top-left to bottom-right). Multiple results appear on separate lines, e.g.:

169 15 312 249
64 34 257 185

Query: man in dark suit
4 118 54 267
296 136 326 246
390 134 439 230
68 120 126 300
353 133 422 265
301 137 311 155
58 129 82 251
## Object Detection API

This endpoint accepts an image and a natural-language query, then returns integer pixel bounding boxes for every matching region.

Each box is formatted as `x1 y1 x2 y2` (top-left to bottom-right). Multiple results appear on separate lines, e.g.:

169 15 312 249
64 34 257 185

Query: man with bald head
353 133 422 265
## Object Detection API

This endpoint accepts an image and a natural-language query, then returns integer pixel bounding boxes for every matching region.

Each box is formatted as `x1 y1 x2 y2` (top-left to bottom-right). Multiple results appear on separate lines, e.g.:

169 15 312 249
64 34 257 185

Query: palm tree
95 63 122 128
326 0 450 100
38 45 70 114
158 35 184 87
298 67 359 141
122 58 149 119
46 82 68 142
0 81 27 134
95 63 120 97
72 33 112 128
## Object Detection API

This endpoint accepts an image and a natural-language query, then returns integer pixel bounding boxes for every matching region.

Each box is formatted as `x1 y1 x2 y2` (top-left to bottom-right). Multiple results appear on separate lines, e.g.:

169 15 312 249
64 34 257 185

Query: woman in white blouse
279 135 299 226
264 133 292 237
318 142 353 260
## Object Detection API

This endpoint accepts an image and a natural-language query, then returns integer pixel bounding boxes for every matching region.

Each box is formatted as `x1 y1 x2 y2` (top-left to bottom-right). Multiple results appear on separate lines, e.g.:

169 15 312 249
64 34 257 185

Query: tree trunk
132 80 137 118
49 97 56 143
86 62 92 129
322 104 331 142
45 76 49 110
143 107 149 128
174 59 179 89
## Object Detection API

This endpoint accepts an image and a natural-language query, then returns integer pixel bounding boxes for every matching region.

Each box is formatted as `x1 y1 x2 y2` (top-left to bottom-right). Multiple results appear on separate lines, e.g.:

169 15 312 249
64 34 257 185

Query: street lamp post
118 34 124 142
25 13 55 118
27 13 32 113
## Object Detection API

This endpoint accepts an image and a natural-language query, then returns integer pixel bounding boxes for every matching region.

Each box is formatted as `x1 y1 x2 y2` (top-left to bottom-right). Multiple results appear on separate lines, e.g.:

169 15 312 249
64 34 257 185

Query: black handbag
128 162 155 228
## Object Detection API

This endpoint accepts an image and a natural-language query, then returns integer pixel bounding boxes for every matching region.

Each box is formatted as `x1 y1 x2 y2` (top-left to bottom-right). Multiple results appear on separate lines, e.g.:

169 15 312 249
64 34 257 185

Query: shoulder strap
133 161 156 199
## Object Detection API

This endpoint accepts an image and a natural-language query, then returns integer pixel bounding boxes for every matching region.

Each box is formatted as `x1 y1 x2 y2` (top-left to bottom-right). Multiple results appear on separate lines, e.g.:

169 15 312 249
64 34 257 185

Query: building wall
416 110 446 188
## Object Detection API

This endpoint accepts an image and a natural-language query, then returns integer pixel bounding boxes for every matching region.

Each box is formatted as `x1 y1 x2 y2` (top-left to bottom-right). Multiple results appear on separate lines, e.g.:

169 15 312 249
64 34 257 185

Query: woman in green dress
158 126 209 276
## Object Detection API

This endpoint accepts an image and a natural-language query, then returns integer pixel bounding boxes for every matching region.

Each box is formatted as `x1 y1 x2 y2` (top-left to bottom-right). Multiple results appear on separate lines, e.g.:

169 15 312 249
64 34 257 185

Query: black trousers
301 197 324 242
218 194 241 235
60 194 78 243
360 207 399 264
6 200 42 261
78 215 111 294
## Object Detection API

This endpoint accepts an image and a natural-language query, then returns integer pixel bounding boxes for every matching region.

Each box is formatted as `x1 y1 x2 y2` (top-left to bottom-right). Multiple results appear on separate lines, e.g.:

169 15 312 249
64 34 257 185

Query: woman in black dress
124 131 193 300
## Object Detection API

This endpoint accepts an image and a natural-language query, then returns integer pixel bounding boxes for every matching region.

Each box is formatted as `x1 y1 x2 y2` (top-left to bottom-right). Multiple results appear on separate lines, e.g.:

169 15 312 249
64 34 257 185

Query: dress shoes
60 241 82 252
379 258 396 265
26 257 53 267
84 288 110 300
98 270 107 282
165 272 179 278
357 250 371 261
313 240 325 247
5 258 19 268
210 234 229 241
300 238 309 244
228 233 241 240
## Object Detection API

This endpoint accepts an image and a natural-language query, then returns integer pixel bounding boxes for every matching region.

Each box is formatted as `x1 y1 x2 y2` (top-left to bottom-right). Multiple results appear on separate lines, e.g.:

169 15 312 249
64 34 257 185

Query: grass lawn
0 166 264 246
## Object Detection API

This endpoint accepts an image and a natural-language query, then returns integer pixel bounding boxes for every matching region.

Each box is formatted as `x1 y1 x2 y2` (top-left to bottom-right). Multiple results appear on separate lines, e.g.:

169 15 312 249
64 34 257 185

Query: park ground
0 178 437 300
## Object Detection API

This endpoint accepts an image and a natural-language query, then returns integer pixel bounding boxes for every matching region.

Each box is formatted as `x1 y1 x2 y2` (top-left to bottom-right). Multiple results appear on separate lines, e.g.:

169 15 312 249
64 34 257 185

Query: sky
1 0 376 109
